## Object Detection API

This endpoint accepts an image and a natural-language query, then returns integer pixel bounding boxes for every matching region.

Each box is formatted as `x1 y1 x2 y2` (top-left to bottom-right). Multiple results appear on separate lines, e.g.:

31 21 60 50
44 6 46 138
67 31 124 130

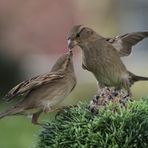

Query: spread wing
106 32 148 57
4 72 64 102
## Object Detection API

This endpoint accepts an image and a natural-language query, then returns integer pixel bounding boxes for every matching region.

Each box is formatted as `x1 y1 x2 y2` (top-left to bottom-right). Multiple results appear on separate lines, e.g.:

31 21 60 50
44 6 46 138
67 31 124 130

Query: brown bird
0 51 76 125
68 25 148 96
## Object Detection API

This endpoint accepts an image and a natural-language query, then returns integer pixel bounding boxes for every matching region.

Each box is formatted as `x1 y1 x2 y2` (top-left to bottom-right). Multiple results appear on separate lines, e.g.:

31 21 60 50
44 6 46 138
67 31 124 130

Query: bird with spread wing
68 25 148 96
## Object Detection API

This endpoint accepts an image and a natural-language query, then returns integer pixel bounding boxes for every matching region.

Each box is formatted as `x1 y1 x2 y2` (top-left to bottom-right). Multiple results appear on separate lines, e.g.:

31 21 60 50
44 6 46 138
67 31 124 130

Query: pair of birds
0 25 148 125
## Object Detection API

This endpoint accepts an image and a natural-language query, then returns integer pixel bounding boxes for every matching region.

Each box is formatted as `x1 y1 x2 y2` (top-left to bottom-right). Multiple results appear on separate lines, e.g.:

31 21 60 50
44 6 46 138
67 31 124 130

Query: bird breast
80 41 127 86
26 76 75 110
41 80 74 109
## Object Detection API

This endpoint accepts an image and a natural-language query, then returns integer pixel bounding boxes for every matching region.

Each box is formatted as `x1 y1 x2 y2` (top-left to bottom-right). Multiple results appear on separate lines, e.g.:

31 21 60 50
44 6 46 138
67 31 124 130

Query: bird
67 25 148 96
0 50 76 125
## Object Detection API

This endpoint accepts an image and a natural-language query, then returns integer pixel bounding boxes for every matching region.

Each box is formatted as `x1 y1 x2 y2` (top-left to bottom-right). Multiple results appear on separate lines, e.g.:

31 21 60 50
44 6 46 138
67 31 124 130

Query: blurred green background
0 0 148 148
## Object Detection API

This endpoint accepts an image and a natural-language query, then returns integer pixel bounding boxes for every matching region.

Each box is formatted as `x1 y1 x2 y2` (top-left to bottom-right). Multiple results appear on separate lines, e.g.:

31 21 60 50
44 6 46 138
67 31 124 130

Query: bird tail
132 75 148 82
128 71 148 85
0 107 23 119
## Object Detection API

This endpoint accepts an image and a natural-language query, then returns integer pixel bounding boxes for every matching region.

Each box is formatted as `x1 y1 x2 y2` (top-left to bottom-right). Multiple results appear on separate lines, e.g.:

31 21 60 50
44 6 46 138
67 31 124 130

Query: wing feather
4 72 64 101
106 32 148 57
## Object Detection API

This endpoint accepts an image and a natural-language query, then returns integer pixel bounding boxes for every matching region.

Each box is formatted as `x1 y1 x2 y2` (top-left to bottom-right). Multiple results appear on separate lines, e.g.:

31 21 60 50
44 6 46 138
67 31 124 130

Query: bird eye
76 33 80 38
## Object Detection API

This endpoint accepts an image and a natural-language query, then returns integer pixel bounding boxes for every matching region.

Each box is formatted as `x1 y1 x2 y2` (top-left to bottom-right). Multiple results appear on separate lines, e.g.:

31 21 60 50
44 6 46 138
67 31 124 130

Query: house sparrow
0 50 76 125
68 25 148 96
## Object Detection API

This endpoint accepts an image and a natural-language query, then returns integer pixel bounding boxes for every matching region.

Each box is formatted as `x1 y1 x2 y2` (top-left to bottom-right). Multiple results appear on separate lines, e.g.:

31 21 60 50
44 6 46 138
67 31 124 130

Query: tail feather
128 71 148 85
0 107 23 119
132 75 148 82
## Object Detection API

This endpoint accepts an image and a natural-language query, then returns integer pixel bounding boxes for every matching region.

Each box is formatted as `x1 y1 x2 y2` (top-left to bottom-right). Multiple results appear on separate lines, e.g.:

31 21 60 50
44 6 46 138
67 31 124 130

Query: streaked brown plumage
68 25 148 96
0 51 76 125
105 31 148 56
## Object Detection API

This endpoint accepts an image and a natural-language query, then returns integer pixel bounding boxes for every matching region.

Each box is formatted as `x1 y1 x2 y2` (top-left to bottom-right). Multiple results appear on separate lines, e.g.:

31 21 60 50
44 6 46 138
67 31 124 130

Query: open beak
68 39 78 49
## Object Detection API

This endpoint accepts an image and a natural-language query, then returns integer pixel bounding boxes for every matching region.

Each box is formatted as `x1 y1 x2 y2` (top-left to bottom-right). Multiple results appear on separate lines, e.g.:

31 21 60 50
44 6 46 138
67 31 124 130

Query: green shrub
34 99 148 148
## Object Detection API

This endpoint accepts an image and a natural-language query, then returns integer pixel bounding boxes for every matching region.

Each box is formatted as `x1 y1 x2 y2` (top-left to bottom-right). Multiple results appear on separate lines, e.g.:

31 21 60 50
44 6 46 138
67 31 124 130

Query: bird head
50 50 74 72
67 25 94 49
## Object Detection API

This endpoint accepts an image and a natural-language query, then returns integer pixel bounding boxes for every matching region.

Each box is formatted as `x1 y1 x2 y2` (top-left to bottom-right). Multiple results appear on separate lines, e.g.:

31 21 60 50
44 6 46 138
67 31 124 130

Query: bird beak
68 39 78 49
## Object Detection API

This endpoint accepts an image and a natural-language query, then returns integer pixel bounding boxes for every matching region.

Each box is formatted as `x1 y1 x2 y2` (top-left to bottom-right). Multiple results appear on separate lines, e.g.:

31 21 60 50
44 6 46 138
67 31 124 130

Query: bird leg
127 89 132 98
32 110 42 126
122 79 132 98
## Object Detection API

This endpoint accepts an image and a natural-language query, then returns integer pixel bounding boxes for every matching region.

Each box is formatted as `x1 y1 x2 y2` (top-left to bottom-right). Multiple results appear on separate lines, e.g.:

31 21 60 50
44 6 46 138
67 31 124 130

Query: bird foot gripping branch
89 87 132 113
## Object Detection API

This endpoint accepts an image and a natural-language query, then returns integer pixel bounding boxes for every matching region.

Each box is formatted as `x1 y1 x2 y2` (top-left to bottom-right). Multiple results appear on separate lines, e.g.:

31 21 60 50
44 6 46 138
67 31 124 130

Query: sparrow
0 50 76 125
67 25 148 96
